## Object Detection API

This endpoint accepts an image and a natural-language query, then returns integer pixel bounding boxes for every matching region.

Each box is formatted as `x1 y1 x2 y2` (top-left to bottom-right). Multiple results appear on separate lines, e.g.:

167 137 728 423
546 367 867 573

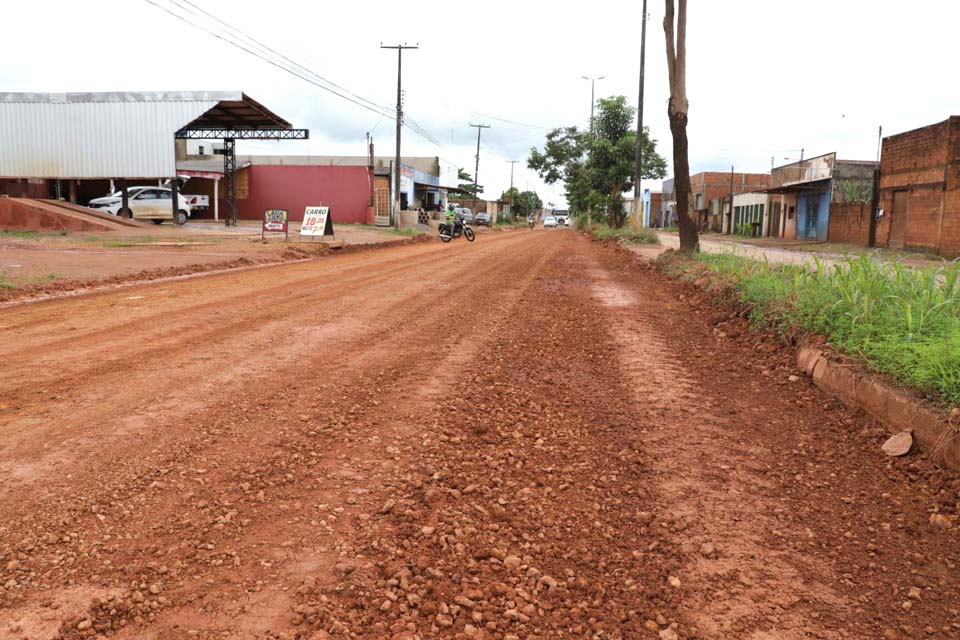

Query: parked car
475 212 492 227
543 216 558 228
456 207 475 224
88 186 192 225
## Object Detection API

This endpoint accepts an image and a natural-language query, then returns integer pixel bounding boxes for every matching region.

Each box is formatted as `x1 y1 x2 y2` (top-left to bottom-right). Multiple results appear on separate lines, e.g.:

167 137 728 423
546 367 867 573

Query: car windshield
108 187 145 197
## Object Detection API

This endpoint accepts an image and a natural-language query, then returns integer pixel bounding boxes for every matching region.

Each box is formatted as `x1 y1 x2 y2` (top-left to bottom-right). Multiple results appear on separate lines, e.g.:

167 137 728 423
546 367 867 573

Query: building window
199 145 205 155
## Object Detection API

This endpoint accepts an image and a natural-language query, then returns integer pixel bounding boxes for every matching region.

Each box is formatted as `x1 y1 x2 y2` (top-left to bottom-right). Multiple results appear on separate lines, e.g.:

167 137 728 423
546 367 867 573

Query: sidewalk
653 232 945 269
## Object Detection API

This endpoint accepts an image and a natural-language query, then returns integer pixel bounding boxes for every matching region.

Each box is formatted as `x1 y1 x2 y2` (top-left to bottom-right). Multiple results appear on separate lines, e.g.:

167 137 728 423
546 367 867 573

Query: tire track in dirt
588 241 960 639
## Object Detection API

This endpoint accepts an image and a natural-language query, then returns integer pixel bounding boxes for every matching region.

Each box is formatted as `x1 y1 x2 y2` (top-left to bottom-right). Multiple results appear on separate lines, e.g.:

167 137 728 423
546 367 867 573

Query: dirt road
1 230 957 640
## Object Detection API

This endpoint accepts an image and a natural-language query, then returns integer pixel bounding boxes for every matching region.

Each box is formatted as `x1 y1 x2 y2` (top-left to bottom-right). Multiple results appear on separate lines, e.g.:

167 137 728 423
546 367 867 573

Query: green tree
527 96 667 227
457 168 483 198
502 188 543 218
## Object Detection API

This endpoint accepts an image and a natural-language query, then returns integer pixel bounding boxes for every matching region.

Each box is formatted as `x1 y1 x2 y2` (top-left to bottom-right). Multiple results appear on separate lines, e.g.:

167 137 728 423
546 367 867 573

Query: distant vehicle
455 207 474 224
88 186 192 225
553 209 570 226
475 212 492 227
543 216 558 228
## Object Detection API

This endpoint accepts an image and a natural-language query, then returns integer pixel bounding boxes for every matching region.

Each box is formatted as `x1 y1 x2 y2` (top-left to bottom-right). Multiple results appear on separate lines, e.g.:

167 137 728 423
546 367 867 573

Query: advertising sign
262 209 289 240
301 206 334 238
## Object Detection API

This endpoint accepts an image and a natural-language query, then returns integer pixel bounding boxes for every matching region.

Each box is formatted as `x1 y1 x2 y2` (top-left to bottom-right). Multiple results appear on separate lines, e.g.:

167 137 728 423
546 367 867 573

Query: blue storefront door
805 196 819 238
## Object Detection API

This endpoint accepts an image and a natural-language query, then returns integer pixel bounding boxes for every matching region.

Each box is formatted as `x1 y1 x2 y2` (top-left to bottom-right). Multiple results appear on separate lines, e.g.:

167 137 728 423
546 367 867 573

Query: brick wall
828 201 871 245
878 116 960 257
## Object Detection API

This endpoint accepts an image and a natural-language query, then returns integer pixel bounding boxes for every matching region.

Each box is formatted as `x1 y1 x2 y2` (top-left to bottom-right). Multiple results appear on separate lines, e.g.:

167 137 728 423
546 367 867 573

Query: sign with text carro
262 209 289 241
300 206 334 239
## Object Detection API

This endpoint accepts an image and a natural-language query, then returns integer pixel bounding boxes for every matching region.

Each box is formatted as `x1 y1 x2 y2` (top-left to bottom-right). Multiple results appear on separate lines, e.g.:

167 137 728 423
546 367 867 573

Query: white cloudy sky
2 0 959 205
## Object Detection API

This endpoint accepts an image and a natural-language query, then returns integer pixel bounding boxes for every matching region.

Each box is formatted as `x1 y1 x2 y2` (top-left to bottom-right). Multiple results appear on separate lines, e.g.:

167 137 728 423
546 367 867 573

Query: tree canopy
457 168 483 198
528 95 667 227
501 187 543 218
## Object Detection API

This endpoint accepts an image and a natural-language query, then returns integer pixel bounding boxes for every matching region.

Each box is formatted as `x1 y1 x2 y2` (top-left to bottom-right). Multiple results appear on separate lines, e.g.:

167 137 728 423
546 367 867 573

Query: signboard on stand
301 206 334 239
262 209 289 241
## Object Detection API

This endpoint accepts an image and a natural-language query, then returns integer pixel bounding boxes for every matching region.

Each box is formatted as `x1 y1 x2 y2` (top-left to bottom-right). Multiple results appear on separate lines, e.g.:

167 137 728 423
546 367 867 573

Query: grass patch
588 224 659 245
1 229 39 240
355 224 422 236
671 251 960 405
0 272 15 289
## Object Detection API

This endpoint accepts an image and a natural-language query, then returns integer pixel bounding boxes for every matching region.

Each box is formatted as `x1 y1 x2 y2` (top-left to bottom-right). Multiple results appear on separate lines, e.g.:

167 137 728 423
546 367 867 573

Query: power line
142 0 446 151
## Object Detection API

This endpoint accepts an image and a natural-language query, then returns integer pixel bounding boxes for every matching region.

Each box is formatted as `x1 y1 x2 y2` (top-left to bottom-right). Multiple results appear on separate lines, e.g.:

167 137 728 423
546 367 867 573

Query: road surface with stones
0 229 958 640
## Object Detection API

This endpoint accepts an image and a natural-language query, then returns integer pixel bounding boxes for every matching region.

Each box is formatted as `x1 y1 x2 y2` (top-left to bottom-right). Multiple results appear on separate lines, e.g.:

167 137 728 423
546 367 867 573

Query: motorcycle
439 218 475 243
528 217 535 229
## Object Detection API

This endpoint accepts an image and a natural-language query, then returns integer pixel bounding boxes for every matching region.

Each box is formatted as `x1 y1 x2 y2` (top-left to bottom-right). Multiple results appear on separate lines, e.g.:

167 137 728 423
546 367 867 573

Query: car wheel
118 207 132 218
177 210 188 225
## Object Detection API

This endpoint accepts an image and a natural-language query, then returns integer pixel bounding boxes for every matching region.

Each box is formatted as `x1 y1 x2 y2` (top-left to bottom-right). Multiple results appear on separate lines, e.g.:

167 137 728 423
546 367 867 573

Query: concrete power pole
633 0 649 228
381 43 418 227
507 159 519 217
469 123 490 204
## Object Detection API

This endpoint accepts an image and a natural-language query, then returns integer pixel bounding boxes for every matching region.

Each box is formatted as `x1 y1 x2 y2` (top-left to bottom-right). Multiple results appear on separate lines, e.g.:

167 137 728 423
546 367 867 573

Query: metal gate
889 190 908 249
374 187 390 227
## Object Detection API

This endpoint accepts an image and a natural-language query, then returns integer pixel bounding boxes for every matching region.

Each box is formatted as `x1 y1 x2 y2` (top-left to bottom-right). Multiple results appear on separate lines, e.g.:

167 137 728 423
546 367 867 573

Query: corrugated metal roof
0 91 243 179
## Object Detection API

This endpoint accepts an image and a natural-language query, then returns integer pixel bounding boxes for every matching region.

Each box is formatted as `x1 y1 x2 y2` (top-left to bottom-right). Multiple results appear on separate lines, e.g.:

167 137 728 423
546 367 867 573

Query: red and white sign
262 209 289 239
301 206 333 237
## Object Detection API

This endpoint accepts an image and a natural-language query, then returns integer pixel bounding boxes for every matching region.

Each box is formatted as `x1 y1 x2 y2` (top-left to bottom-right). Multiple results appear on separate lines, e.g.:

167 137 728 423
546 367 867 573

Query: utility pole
728 165 734 235
582 75 605 135
469 123 490 204
633 0 649 228
507 160 518 193
381 43 418 227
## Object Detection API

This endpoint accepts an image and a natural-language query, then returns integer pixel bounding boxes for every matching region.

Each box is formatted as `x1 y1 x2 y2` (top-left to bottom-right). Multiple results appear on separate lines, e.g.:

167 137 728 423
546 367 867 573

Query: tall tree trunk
664 0 699 252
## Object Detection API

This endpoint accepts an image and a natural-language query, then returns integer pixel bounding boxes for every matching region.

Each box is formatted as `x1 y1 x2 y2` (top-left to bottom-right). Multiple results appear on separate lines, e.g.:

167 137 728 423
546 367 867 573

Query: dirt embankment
0 233 431 305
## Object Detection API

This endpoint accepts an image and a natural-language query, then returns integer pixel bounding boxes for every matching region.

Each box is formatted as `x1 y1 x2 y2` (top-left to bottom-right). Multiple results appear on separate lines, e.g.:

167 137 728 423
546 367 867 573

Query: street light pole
582 75 605 135
633 0 649 228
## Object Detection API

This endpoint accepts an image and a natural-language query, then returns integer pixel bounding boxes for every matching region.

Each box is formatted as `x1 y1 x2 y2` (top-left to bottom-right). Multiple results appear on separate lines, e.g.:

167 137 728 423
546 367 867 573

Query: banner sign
301 206 334 238
262 209 289 240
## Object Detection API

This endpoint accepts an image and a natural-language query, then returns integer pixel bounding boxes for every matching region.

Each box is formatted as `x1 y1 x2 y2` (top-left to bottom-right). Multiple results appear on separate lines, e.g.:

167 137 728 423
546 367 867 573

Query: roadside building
660 172 769 231
876 116 960 257
174 151 459 226
764 153 876 241
0 91 306 226
730 192 772 237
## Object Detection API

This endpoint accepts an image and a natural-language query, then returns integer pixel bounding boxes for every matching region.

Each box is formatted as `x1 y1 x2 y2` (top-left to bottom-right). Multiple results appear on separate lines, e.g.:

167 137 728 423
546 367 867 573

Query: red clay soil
0 199 128 233
0 231 957 640
0 235 430 305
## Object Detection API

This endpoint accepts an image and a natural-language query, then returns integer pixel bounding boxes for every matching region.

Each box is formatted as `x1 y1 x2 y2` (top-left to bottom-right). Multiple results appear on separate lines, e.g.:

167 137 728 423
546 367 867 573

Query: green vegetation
0 273 14 289
588 223 659 245
528 96 667 228
1 229 39 240
356 224 421 236
671 252 960 404
499 188 543 220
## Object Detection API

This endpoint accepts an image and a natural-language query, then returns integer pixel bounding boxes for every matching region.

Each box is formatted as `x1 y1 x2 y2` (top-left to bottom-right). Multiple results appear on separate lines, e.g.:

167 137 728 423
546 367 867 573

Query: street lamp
581 75 605 135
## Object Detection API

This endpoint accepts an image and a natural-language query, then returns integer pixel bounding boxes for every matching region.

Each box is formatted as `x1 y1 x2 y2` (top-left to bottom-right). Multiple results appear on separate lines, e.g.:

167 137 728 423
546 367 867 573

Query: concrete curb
797 343 960 471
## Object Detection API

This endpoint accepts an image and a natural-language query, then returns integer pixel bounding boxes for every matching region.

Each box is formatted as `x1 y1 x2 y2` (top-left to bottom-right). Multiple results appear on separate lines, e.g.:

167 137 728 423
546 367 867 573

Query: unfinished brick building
877 116 960 257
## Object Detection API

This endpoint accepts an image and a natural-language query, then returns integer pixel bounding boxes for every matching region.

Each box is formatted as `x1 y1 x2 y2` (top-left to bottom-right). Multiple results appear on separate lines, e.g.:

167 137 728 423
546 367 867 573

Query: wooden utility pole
381 43 418 226
470 123 490 204
633 0 649 228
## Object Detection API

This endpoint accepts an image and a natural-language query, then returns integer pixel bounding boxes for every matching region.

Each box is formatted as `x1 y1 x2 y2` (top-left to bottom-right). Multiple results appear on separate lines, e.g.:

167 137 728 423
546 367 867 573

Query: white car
543 216 558 228
88 186 192 225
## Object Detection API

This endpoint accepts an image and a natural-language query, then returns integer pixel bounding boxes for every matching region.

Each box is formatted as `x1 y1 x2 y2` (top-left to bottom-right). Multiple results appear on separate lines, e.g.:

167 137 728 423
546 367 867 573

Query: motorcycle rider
527 214 535 229
445 204 460 237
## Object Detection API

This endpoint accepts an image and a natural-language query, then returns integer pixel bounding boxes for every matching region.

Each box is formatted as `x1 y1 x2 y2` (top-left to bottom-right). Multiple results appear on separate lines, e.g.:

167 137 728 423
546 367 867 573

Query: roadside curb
615 239 960 472
797 343 960 471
